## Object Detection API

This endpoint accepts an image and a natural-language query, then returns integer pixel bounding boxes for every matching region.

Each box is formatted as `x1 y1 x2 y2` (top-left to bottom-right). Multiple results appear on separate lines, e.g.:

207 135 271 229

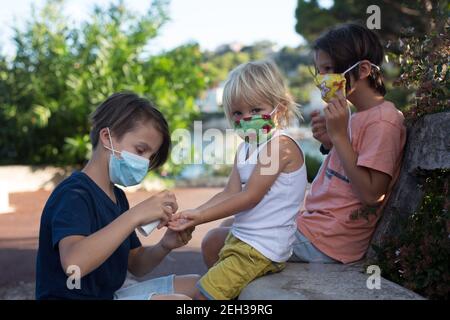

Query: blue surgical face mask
103 128 150 187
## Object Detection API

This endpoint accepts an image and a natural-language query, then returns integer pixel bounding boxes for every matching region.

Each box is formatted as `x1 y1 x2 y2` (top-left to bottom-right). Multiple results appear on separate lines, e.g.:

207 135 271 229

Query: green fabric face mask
233 106 278 143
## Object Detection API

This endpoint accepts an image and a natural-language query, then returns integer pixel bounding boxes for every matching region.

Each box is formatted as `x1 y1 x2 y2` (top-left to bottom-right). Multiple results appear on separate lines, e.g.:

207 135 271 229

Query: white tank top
231 130 308 262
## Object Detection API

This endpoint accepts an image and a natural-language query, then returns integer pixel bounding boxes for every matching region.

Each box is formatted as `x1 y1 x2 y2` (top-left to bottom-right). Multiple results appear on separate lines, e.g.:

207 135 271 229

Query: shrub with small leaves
372 5 449 299
372 170 450 299
393 22 449 123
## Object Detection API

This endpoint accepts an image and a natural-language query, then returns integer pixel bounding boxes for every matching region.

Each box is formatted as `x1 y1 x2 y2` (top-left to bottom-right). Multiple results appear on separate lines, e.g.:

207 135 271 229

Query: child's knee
201 228 228 267
194 290 208 300
202 227 229 252
219 218 234 227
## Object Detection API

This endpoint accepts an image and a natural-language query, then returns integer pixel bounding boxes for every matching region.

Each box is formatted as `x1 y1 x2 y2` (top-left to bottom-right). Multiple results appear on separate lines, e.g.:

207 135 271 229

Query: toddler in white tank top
169 60 307 300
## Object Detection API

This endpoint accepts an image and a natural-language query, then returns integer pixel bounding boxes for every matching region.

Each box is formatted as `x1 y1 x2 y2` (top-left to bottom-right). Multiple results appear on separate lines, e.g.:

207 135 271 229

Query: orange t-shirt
298 101 406 264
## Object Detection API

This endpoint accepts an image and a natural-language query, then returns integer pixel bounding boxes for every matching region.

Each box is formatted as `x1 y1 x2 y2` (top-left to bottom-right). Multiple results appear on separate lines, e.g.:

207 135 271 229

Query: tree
294 0 449 112
295 0 445 46
0 0 209 172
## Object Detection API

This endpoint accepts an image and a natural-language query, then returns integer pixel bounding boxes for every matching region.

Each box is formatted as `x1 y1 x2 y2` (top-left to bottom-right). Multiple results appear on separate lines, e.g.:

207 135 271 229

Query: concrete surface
239 263 425 300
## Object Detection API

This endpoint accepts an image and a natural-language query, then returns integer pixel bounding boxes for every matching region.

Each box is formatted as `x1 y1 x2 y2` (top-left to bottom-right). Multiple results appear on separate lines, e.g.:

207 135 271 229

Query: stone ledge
238 263 424 300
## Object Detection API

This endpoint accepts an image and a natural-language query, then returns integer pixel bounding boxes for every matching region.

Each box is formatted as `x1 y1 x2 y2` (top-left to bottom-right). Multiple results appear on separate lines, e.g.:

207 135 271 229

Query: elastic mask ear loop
342 61 361 76
343 61 381 77
104 127 119 156
341 61 360 99
270 103 280 116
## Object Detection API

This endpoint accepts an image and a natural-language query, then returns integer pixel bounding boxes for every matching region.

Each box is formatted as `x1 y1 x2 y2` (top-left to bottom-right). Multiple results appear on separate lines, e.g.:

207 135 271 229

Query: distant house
214 42 243 55
197 83 224 114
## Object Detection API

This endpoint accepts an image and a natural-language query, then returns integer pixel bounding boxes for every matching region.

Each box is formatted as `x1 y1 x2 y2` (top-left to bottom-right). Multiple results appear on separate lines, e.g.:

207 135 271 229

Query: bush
372 170 450 299
0 0 209 172
304 154 322 183
393 20 449 122
372 6 449 299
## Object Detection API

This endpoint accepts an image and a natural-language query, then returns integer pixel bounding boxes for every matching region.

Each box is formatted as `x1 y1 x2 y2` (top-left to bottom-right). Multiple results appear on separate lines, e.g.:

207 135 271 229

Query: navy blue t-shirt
35 171 142 300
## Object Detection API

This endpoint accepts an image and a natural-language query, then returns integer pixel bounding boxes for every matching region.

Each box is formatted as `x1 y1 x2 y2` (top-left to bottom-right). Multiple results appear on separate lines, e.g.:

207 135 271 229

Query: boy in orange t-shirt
296 23 406 264
200 22 406 267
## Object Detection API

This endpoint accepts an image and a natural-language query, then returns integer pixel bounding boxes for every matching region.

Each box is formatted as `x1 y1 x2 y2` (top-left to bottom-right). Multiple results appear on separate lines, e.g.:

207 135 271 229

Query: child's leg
173 274 201 299
151 294 191 300
198 234 282 300
220 218 234 227
201 227 230 268
114 274 200 300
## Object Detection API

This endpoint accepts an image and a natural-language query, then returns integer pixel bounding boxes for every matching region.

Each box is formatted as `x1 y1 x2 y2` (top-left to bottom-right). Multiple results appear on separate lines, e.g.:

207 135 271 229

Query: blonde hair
222 60 302 128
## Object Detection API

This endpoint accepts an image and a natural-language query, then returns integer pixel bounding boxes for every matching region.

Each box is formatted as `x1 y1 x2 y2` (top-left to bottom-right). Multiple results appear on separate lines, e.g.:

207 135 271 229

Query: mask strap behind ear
342 61 362 75
104 127 117 154
343 61 381 75
270 103 280 116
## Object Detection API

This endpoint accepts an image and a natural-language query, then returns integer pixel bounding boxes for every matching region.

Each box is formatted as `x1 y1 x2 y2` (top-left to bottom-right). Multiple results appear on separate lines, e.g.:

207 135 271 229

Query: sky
0 0 335 57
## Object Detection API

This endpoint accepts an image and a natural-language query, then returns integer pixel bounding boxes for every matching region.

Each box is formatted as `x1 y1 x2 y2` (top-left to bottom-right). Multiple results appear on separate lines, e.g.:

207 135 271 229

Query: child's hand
132 190 178 228
324 90 350 143
311 110 333 150
168 209 202 231
160 226 195 251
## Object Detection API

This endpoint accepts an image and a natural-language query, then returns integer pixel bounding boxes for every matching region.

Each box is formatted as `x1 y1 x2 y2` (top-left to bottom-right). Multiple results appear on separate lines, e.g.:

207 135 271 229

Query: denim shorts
113 274 175 300
289 230 339 264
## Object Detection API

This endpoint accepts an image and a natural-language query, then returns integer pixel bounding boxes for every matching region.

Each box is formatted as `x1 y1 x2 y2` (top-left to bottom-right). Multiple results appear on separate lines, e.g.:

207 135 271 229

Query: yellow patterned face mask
314 61 380 103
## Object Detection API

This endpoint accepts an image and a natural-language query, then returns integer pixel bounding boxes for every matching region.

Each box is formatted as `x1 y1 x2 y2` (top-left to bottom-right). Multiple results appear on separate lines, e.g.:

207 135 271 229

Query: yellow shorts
197 233 285 300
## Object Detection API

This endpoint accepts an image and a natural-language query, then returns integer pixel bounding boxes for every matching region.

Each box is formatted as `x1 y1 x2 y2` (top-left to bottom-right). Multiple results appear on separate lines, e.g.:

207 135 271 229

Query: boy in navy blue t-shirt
36 93 198 300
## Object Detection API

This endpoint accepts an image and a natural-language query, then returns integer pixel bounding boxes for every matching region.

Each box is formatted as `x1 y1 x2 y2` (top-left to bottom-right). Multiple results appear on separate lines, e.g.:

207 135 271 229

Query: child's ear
358 60 373 80
278 102 288 113
275 102 289 125
99 127 111 147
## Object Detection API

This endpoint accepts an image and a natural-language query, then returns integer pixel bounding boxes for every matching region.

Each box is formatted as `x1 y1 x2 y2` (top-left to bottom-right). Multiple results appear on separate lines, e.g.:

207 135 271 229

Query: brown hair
313 22 386 96
89 92 171 170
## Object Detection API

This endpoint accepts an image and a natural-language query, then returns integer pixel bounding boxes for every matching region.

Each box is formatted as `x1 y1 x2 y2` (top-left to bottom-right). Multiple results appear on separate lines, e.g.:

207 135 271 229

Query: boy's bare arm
330 135 391 206
58 191 176 278
324 93 391 205
58 210 140 278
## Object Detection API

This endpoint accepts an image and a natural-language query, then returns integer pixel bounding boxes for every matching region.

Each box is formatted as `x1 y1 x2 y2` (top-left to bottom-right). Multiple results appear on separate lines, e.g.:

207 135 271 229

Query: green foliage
296 1 449 299
295 0 437 45
304 154 322 183
0 0 209 170
372 170 450 299
294 0 450 113
371 8 449 300
288 64 316 106
374 6 450 299
202 50 251 86
273 46 315 106
393 25 449 122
